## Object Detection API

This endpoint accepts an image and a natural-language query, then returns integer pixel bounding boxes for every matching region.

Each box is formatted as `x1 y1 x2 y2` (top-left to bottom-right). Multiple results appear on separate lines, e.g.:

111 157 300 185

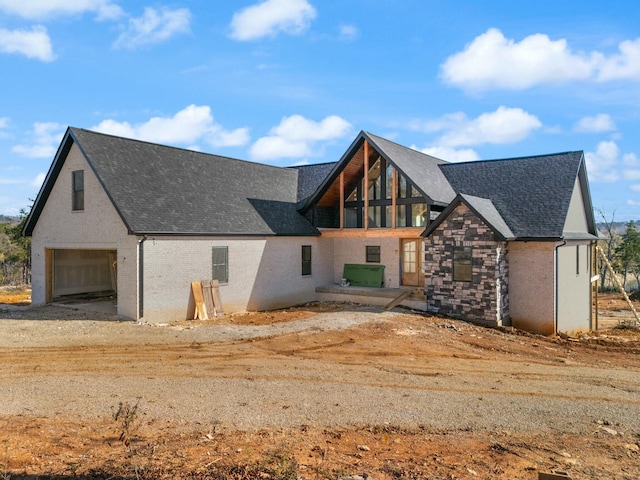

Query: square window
72 170 84 211
366 246 381 263
302 245 312 276
212 246 228 283
453 246 472 282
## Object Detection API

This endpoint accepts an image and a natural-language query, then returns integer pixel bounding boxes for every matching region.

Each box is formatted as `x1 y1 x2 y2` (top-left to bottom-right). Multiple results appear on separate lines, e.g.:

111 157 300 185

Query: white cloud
0 0 123 20
585 141 621 183
623 152 640 167
0 178 22 185
93 104 250 148
32 172 46 188
113 7 191 49
0 26 55 61
573 114 616 133
230 0 316 41
414 145 480 163
339 24 358 41
627 199 640 207
12 122 65 158
624 170 640 181
441 28 640 92
598 38 640 81
630 184 640 193
250 114 351 160
416 106 541 148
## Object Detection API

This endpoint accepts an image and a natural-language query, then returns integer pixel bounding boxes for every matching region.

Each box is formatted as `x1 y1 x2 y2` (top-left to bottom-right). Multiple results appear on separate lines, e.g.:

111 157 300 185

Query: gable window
366 245 381 263
72 170 84 211
302 245 312 276
453 246 472 282
212 246 228 283
343 155 428 229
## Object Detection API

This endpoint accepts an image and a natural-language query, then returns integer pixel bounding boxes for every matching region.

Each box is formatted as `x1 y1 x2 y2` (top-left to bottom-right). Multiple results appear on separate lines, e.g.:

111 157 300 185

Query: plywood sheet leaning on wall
187 280 224 320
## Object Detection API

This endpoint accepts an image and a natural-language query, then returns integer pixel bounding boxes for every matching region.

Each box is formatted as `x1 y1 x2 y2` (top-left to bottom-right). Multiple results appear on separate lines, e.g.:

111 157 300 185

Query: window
72 170 84 211
576 245 580 275
453 246 472 282
212 246 228 283
342 155 428 229
302 245 312 276
366 246 381 263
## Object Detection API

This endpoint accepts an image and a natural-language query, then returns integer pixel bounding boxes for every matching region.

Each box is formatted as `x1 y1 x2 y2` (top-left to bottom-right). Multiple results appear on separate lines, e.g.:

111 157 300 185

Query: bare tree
596 209 620 292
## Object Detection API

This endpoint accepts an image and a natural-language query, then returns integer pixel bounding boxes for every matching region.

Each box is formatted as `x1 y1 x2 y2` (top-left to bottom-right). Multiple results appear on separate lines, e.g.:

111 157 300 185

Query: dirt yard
1 289 639 479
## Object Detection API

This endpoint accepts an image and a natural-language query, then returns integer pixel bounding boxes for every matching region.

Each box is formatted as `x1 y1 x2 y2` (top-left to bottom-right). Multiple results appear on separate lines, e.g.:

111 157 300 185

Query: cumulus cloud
0 26 55 61
93 104 249 148
441 28 640 92
0 0 123 20
630 184 640 192
573 114 616 133
12 122 65 158
585 141 621 183
113 7 191 49
414 106 541 148
250 114 351 160
414 145 480 163
230 0 316 41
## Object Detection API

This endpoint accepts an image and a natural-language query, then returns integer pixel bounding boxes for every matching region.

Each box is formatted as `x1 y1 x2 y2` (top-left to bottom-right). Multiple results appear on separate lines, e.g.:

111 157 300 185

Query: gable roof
24 127 319 236
438 151 597 240
299 131 455 213
422 193 515 240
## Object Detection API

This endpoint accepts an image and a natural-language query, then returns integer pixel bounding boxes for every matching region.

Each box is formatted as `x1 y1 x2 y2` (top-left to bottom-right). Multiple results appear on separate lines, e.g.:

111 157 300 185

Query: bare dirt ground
1 288 639 479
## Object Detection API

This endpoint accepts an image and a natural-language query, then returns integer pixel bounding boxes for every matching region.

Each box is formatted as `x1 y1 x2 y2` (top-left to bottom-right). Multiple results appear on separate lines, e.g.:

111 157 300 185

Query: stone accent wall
424 204 509 327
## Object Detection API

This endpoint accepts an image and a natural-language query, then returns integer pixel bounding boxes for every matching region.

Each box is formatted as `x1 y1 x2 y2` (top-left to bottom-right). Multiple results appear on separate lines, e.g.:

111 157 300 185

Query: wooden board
211 279 224 316
384 290 411 310
191 281 207 320
201 280 216 317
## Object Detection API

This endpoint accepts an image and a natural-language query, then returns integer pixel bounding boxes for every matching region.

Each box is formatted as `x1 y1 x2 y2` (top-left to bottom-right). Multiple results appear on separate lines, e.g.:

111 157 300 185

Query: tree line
597 212 640 293
0 209 31 286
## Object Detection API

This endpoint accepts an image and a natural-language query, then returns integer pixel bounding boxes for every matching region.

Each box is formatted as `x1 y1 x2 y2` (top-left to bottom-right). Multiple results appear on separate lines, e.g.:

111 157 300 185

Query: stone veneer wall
424 204 509 327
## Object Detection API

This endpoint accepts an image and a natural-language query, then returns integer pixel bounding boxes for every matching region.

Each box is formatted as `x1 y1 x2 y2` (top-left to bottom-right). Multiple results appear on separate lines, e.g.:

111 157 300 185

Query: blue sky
1 1 640 220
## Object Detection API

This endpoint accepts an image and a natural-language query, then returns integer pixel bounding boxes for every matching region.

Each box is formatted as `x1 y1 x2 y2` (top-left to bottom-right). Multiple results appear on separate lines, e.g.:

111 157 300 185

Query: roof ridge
70 127 294 174
440 150 583 167
364 131 449 163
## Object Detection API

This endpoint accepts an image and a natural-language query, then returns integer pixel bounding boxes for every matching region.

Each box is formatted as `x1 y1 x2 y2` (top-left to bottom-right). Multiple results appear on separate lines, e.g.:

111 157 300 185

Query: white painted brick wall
141 235 334 322
332 237 400 287
509 242 555 334
30 143 139 320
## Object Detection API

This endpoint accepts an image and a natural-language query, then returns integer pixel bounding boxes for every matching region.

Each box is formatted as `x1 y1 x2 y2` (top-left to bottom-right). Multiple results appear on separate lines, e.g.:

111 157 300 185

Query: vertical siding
509 242 555 335
556 242 592 334
30 143 139 320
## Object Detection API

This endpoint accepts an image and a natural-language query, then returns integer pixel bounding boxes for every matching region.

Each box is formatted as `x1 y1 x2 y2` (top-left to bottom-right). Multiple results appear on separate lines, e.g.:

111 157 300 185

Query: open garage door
50 249 117 299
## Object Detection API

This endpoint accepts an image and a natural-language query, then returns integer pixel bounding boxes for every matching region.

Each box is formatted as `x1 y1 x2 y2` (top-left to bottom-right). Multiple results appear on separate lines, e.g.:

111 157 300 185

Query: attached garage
46 249 117 302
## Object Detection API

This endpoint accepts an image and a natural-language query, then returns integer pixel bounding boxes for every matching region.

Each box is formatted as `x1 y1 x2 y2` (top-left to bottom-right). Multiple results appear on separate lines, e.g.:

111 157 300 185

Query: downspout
554 240 567 335
137 235 148 319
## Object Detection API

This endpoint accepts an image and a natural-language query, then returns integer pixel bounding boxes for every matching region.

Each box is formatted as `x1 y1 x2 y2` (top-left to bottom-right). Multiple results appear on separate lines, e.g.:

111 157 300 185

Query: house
421 152 598 335
23 127 598 335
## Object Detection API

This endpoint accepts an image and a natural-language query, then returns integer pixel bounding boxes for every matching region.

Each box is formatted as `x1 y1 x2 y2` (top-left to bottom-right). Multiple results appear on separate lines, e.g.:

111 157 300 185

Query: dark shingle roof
28 127 319 236
365 132 456 205
422 193 515 240
289 162 337 202
439 152 585 239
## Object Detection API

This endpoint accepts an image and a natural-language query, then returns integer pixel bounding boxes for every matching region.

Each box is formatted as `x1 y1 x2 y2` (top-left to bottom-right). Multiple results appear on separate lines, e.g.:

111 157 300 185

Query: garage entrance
46 249 117 302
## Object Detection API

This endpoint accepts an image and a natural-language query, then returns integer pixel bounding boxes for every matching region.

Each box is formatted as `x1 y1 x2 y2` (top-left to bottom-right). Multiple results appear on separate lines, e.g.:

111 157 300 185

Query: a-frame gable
23 127 132 236
422 193 515 241
298 131 455 215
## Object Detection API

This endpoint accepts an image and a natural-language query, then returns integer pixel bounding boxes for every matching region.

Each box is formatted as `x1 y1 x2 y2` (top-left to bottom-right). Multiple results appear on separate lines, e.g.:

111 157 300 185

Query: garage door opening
46 249 117 308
